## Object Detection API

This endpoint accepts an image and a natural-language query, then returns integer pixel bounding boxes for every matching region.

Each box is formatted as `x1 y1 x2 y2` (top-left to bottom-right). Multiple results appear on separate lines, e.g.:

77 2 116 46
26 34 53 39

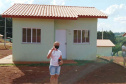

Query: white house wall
13 18 54 62
97 47 112 56
55 18 97 60
12 18 97 62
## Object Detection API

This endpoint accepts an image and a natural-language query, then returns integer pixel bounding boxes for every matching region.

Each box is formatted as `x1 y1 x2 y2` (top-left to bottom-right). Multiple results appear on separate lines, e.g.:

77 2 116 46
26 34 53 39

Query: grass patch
0 63 50 66
63 60 94 66
0 60 94 67
0 45 12 50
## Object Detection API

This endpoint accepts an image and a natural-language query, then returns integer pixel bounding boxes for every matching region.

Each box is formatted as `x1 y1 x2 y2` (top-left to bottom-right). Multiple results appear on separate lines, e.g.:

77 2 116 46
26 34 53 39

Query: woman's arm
47 47 55 59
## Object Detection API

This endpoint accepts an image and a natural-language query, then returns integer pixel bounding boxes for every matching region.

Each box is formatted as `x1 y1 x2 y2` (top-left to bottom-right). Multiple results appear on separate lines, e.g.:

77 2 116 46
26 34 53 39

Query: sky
0 0 126 32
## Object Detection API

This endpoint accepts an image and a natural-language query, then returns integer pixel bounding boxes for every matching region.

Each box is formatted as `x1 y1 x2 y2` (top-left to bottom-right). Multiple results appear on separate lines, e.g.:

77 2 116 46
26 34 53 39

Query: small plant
109 58 114 62
96 55 102 58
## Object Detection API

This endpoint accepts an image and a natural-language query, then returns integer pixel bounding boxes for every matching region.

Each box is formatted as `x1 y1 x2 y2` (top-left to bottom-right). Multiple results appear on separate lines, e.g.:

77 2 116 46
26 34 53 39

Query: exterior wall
13 18 97 62
97 47 112 56
55 18 97 60
13 18 54 62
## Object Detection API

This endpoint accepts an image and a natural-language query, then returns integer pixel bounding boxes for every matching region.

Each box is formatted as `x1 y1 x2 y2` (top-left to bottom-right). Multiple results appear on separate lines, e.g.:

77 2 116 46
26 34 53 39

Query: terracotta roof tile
97 39 115 47
2 3 108 19
123 33 126 37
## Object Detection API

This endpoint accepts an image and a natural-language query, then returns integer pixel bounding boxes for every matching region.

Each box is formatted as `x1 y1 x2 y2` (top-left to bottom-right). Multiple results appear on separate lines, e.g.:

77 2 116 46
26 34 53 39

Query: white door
55 30 66 59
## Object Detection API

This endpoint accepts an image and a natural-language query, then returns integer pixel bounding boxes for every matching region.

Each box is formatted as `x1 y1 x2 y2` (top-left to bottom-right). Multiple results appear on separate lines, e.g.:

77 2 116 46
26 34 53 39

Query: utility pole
4 17 7 49
102 28 103 40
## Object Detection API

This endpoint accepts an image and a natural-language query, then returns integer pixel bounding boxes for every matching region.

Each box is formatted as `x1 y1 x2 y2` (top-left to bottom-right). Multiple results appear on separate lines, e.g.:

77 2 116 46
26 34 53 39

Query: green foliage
109 58 114 62
97 30 116 43
0 15 12 38
97 31 126 55
112 44 122 55
115 51 123 56
113 35 126 55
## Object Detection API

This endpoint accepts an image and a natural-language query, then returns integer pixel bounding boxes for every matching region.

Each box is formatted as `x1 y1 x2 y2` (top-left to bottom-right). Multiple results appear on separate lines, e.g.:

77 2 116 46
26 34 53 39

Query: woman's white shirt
48 50 62 66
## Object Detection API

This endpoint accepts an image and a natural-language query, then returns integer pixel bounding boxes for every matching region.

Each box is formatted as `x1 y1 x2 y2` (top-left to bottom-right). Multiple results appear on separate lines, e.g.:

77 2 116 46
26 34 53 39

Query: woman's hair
53 41 60 46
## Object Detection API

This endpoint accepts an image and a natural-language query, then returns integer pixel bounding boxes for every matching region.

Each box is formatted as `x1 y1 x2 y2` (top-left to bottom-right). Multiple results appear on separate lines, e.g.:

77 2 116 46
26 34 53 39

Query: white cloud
114 16 126 24
99 4 126 32
101 4 126 16
50 0 65 5
98 22 112 31
6 0 34 5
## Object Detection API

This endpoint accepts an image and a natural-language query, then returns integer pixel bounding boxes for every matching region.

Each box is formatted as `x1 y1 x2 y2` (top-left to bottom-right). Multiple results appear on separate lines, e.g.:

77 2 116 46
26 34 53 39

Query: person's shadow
12 64 50 84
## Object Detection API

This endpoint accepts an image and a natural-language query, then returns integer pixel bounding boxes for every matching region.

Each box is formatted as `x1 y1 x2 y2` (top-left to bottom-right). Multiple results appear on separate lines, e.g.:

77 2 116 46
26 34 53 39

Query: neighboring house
2 3 108 62
123 33 126 37
97 39 115 56
0 34 3 39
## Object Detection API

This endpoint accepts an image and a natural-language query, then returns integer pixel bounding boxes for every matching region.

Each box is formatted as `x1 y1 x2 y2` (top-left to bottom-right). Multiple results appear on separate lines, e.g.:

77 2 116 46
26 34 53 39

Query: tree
0 15 12 38
97 30 116 43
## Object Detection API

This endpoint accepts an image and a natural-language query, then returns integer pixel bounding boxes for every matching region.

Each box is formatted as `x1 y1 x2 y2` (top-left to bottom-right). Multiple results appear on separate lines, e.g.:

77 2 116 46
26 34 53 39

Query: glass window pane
78 30 81 43
23 28 26 42
37 29 41 42
82 30 85 43
27 28 31 42
74 30 77 43
32 29 36 42
86 30 90 42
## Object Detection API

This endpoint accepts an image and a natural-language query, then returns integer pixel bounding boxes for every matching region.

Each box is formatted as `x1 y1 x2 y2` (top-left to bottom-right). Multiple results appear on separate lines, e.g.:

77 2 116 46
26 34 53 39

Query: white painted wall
55 18 97 60
97 47 112 56
12 18 97 62
13 18 54 62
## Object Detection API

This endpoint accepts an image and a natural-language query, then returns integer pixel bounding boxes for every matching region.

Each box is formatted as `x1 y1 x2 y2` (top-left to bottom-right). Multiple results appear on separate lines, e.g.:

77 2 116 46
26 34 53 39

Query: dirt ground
75 63 126 84
0 62 126 84
101 56 126 66
0 51 126 84
0 49 12 59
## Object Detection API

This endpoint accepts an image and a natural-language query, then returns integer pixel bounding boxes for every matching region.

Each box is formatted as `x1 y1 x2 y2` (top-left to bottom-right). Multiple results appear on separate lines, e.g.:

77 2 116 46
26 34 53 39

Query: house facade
2 4 108 62
97 39 115 56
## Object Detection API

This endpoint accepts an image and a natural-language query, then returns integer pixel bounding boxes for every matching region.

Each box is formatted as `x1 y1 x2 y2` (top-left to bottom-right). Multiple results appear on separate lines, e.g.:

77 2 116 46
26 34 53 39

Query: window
22 28 41 43
74 30 90 43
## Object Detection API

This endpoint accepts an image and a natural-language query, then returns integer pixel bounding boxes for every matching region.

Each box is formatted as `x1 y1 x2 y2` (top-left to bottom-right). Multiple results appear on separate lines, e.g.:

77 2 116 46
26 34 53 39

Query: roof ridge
14 3 95 8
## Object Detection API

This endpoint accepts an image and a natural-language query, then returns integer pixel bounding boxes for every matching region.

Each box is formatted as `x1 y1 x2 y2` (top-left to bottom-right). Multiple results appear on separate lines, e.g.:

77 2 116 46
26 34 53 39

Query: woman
122 42 126 68
47 41 63 84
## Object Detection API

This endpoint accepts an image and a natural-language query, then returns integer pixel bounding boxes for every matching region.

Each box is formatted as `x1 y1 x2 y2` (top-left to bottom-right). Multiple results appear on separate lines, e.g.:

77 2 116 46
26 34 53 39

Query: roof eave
1 15 78 20
2 14 108 19
97 46 115 47
79 16 108 19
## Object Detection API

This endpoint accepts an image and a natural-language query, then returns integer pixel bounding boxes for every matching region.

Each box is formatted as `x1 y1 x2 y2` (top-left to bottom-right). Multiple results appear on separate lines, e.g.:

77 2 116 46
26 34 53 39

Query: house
97 39 115 56
123 33 126 37
2 3 108 62
0 34 3 39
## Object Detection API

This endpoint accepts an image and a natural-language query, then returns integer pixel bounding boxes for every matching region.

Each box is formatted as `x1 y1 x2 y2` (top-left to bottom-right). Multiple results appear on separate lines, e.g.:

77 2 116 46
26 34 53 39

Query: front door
55 30 66 59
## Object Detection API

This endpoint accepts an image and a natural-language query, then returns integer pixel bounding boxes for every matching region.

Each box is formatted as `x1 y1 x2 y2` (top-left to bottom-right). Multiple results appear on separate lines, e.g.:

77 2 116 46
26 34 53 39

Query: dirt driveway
0 58 126 84
0 49 12 59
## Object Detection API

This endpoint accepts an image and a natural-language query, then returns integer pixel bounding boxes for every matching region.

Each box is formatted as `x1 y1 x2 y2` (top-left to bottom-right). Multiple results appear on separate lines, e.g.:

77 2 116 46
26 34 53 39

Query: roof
0 34 3 36
2 3 108 20
97 39 115 47
123 33 126 37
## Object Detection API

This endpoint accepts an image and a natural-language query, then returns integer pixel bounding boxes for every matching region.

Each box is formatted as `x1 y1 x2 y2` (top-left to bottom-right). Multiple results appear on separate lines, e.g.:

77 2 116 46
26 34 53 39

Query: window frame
73 29 90 44
22 28 41 44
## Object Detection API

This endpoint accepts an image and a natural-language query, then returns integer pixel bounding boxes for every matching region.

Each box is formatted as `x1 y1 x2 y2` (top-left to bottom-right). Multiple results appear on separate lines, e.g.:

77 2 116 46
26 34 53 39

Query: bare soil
0 49 12 59
0 62 126 84
75 63 126 84
101 56 125 66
